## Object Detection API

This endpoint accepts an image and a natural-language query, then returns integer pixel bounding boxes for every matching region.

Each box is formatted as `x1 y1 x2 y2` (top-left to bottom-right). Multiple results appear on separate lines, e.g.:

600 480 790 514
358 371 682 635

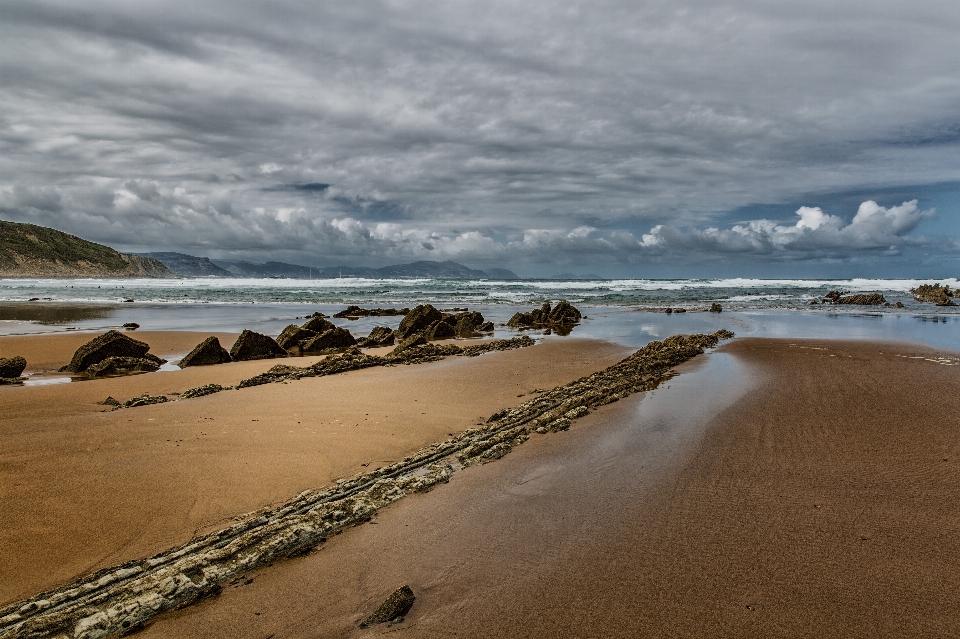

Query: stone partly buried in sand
229 330 287 362
508 300 582 334
361 585 416 628
178 337 232 368
0 330 734 639
59 330 167 376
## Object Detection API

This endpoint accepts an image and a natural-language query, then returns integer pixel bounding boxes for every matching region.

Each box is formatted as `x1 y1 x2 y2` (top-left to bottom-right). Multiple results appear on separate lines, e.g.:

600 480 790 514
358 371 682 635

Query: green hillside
0 220 176 277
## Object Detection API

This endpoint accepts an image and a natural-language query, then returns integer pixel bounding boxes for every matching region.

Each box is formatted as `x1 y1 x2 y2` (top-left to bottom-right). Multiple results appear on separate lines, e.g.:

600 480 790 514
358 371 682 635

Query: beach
2 325 959 637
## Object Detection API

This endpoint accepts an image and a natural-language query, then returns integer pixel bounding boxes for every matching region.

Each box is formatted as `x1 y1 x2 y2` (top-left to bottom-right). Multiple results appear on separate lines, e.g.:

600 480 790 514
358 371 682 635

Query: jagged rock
299 327 357 352
359 326 395 347
121 394 167 408
229 330 287 362
507 301 581 333
277 325 318 350
424 320 456 341
824 291 886 305
894 301 904 308
710 303 723 313
477 321 494 332
390 334 427 355
548 300 582 324
452 311 485 336
86 355 165 377
302 316 336 333
122 322 140 330
101 396 121 407
361 585 416 627
61 330 151 373
396 304 443 339
911 283 956 306
333 306 409 318
179 337 232 368
0 356 26 378
180 384 225 400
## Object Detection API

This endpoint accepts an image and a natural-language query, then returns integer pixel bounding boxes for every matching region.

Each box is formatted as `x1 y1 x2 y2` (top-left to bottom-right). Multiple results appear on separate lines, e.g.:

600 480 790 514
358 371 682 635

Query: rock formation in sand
86 355 165 377
301 315 336 333
300 327 358 353
229 330 287 361
910 283 957 306
396 304 444 339
178 337 232 368
276 325 318 350
357 326 396 347
60 330 167 375
507 300 582 334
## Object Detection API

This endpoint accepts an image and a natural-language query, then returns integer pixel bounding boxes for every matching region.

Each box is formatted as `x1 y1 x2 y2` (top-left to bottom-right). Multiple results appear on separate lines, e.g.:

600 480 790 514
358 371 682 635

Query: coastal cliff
0 220 176 278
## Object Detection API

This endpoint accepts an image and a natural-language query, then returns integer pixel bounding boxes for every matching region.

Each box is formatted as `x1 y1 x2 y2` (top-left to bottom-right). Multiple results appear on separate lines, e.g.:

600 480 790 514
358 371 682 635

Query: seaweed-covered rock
361 585 416 627
390 334 427 356
180 384 225 400
395 304 443 339
824 291 886 305
424 319 456 341
229 330 287 362
61 330 152 373
710 303 723 313
299 327 357 352
302 316 336 333
0 356 27 378
910 283 956 306
359 326 395 347
121 394 168 408
548 300 582 324
452 311 486 336
86 355 166 377
277 325 318 350
179 337 232 368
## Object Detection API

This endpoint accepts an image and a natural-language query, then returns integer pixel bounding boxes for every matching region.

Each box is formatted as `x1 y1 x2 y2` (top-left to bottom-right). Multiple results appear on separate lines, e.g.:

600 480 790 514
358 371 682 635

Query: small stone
710 303 723 313
122 322 140 330
361 585 416 627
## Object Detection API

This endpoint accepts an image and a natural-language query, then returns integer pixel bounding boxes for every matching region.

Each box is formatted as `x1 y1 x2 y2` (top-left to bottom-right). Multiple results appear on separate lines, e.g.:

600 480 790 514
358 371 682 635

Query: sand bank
128 337 960 638
0 332 632 606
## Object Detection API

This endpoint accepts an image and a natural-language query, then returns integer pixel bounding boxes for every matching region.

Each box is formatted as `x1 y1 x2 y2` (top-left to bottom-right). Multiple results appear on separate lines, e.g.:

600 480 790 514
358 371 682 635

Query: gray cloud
2 0 959 274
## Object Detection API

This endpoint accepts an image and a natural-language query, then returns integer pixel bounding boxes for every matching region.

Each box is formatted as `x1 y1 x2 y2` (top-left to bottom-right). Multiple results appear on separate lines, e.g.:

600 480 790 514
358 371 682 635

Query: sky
2 0 960 278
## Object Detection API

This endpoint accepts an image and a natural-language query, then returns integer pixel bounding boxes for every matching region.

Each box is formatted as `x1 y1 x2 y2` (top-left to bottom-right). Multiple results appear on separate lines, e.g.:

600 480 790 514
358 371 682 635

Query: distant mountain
551 272 604 280
0 220 176 278
140 252 233 277
211 258 518 280
212 260 332 278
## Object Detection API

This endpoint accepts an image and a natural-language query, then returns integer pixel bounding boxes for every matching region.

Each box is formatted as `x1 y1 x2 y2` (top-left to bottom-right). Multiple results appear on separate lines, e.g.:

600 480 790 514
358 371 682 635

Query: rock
179 337 232 368
507 301 581 332
101 396 121 406
665 308 673 314
361 326 395 347
396 304 443 339
229 330 287 362
824 292 886 305
452 311 485 336
674 308 686 313
910 283 956 306
276 325 318 350
86 355 165 377
0 356 27 378
302 316 336 333
122 322 140 330
710 303 723 313
180 384 225 400
894 301 904 308
390 334 427 356
333 306 408 318
299 327 357 352
361 585 416 627
61 330 152 373
548 300 582 325
424 319 456 341
477 321 494 332
121 394 167 408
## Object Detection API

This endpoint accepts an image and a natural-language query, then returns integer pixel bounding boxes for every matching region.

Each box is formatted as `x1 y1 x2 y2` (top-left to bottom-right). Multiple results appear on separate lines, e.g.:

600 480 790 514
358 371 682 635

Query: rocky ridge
910 283 957 306
0 329 732 639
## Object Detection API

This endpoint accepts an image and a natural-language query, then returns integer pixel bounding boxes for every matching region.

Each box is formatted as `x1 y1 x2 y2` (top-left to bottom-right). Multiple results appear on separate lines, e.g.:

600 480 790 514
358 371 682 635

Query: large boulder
229 330 287 362
0 356 27 378
60 330 151 373
302 316 337 333
299 327 357 352
424 319 456 341
395 304 443 339
179 336 232 368
277 325 318 350
360 326 395 347
549 300 582 324
86 355 165 377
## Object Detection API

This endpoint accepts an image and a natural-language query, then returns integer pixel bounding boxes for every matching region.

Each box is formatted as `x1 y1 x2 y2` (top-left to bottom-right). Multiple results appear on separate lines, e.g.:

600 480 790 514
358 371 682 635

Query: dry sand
0 332 632 605
131 337 960 638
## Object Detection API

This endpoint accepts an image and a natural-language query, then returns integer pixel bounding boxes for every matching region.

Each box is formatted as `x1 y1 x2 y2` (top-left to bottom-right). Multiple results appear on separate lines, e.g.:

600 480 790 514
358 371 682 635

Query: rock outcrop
823 291 886 305
424 319 456 341
60 330 154 373
333 306 409 318
395 304 443 339
507 300 582 334
358 326 395 347
229 330 287 362
0 356 26 379
910 283 957 306
180 384 225 400
178 337 232 368
299 327 357 353
302 316 336 333
86 355 165 377
361 585 416 627
276 325 318 350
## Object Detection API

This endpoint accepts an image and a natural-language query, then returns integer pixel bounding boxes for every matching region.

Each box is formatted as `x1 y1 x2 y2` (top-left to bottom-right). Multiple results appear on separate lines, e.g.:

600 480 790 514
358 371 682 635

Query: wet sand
0 333 632 606
135 338 960 638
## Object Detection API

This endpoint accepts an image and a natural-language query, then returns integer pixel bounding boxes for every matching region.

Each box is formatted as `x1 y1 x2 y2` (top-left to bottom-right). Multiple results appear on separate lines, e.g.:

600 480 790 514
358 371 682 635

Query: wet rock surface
0 356 27 379
396 304 443 340
0 330 732 639
179 337 232 368
229 330 287 362
361 585 416 627
507 300 582 334
823 291 886 305
122 323 140 331
86 355 166 378
60 331 152 373
333 306 409 318
911 283 957 306
357 326 395 347
276 325 318 351
301 316 336 334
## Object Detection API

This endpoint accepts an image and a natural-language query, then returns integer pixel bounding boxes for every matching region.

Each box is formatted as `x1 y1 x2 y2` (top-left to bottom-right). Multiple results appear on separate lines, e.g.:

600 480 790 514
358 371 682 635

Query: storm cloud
2 0 959 275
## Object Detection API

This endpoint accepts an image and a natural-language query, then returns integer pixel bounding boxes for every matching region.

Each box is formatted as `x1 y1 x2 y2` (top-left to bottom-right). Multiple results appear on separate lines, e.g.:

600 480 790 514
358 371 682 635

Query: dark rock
333 306 408 318
122 322 140 330
710 303 723 313
277 325 318 350
61 330 151 373
86 355 165 377
477 321 494 332
302 316 336 333
0 356 27 378
390 334 427 356
452 311 485 336
299 327 357 352
894 301 904 308
179 337 232 368
911 283 956 306
507 301 581 332
229 330 287 362
121 394 167 408
180 384 225 400
674 308 686 313
665 308 673 314
548 300 582 324
424 320 456 341
824 291 886 305
396 304 443 339
361 326 395 347
123 299 134 303
101 396 121 406
361 585 416 627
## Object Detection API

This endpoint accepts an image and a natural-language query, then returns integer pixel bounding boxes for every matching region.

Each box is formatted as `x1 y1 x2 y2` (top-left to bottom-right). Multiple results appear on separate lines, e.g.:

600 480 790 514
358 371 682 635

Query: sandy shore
0 332 632 606
124 337 960 638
